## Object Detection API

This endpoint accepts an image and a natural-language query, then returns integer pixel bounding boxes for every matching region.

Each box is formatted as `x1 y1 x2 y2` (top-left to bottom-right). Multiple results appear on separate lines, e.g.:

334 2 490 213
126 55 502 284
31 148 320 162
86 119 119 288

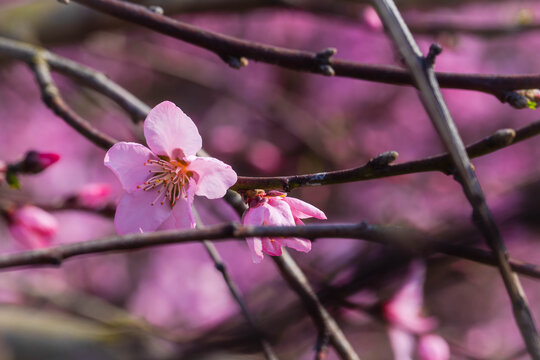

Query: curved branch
30 53 118 150
233 119 540 191
0 36 150 122
71 0 540 100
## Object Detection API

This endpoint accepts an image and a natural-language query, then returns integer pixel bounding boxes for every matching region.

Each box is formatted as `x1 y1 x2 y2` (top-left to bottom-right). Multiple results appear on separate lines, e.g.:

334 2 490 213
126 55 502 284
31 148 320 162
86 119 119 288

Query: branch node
315 48 337 76
220 55 249 69
487 129 516 148
501 91 530 109
425 43 443 68
368 150 399 169
148 5 164 15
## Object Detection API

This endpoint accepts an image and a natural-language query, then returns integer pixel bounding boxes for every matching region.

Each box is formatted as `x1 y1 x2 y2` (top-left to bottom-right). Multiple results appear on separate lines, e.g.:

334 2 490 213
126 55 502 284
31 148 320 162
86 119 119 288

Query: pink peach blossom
242 190 326 263
8 205 58 249
384 261 449 360
384 261 437 334
76 183 112 208
417 334 450 360
104 101 237 234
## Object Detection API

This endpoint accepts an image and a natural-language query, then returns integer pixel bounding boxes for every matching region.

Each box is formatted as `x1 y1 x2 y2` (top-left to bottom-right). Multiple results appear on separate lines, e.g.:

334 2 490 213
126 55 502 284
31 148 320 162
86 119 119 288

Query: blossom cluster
104 101 326 262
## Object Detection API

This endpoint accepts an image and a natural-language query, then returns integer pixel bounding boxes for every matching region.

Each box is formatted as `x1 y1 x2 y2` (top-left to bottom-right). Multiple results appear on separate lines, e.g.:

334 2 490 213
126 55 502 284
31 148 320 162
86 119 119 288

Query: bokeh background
1 0 540 359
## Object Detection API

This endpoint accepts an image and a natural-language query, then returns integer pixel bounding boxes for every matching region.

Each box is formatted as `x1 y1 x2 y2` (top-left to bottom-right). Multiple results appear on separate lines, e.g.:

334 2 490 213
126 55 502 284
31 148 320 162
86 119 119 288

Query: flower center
137 158 193 207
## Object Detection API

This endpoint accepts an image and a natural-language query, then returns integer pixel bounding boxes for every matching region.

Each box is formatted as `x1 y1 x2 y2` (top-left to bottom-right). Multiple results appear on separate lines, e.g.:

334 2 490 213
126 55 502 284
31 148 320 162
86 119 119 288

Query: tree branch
372 0 540 357
232 121 540 191
30 53 118 150
70 0 540 102
0 37 150 122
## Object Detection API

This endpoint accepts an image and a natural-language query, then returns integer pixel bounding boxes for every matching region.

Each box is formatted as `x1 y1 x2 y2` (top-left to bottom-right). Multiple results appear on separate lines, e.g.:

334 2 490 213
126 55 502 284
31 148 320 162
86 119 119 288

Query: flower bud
20 151 60 174
76 183 112 208
8 205 58 249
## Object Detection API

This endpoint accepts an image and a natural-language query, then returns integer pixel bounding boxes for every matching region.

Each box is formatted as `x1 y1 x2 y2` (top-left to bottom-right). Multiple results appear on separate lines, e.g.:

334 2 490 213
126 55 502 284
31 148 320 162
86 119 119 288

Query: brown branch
232 121 540 191
0 220 539 277
373 0 540 358
71 0 540 102
0 36 150 122
29 53 118 150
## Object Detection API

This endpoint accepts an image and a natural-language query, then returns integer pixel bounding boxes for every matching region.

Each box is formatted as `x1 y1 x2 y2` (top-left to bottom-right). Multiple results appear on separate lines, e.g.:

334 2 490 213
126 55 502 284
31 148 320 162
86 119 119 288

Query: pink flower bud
22 151 60 174
417 334 450 360
77 183 112 208
8 205 58 249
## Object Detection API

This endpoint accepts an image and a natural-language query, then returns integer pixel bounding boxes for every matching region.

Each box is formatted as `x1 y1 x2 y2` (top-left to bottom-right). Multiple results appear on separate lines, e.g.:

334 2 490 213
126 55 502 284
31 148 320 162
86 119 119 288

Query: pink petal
104 142 156 193
388 326 415 360
262 238 283 256
283 237 311 253
265 198 295 225
114 191 173 234
282 197 327 220
13 206 57 236
143 101 202 158
10 224 53 249
170 196 196 229
242 206 267 226
246 237 264 263
188 156 237 199
384 261 437 333
417 334 450 360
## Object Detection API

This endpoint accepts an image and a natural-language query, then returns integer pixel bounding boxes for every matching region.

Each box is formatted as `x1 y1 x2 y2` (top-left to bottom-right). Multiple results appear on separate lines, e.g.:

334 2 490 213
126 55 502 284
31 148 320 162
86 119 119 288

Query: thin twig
372 0 540 357
0 36 150 122
193 206 278 360
232 124 536 191
29 53 118 150
202 240 278 360
70 0 540 102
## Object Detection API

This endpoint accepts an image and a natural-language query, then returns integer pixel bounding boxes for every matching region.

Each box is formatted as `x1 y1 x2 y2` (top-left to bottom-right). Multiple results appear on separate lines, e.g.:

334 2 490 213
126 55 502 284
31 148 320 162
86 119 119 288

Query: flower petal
283 237 311 253
265 198 295 225
388 326 416 360
114 191 172 234
246 237 264 263
262 238 283 256
242 205 267 226
282 197 327 220
170 196 196 229
188 156 237 199
104 142 156 193
417 334 450 360
144 101 202 158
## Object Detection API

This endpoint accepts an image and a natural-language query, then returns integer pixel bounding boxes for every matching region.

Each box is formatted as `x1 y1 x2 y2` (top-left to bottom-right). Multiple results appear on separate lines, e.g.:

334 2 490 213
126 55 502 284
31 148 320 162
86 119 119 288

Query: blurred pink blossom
363 6 383 31
21 151 60 174
384 261 437 333
247 140 282 173
417 334 450 360
76 183 112 208
8 205 58 249
242 190 326 263
384 261 448 360
104 101 237 234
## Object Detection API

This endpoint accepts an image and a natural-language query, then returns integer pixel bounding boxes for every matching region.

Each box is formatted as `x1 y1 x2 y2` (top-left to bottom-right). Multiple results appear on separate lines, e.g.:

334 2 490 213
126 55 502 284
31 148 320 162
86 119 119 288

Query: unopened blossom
384 261 449 360
8 205 58 249
104 101 237 234
242 190 326 263
20 151 60 174
76 183 112 208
